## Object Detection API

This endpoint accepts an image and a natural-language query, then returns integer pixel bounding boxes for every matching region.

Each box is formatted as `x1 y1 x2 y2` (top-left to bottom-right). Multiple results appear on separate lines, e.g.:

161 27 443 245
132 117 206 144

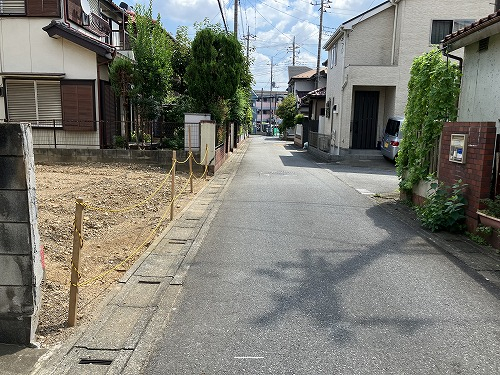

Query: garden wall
438 122 496 231
0 124 44 345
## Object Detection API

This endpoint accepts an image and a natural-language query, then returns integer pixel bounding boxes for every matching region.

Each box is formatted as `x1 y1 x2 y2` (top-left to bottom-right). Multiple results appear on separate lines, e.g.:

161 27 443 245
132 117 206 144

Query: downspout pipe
390 0 399 65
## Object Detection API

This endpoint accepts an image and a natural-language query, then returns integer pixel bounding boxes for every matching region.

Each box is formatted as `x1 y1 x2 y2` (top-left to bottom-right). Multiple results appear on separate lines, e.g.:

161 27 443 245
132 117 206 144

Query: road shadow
251 203 431 344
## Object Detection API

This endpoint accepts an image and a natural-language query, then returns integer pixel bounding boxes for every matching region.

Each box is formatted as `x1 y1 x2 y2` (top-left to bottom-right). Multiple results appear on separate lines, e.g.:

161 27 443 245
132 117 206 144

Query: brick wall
438 122 496 230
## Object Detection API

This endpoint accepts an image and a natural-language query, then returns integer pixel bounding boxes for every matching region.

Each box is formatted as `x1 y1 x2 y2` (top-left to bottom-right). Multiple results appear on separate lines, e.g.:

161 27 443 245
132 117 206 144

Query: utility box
0 123 44 346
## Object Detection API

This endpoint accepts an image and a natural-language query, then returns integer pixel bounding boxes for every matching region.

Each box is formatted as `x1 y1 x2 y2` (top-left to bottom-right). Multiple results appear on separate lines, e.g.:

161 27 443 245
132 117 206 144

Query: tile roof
442 10 500 46
292 67 327 80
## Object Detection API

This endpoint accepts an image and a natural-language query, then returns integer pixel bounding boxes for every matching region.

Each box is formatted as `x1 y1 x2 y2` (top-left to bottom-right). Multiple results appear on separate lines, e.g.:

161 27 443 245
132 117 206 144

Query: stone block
0 157 27 189
0 190 29 222
0 286 35 315
0 317 33 345
0 125 23 156
0 223 31 254
0 255 33 285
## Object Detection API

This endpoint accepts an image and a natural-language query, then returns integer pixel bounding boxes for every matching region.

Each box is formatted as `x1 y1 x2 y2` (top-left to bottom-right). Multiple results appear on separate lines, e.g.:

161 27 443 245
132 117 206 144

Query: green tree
171 26 192 95
128 2 173 121
276 94 298 134
185 25 246 124
397 49 461 192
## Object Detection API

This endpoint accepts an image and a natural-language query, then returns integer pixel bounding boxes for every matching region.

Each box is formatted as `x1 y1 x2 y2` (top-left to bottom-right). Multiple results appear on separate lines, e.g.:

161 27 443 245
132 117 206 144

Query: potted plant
477 195 500 229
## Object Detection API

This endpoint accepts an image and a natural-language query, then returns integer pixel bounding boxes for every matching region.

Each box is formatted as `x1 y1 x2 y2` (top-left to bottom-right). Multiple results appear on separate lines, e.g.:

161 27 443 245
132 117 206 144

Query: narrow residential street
144 136 500 374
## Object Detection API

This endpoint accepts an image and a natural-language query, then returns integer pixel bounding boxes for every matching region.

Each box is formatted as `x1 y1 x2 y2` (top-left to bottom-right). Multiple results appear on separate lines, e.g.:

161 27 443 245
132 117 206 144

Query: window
431 19 475 44
5 80 62 125
0 0 60 16
330 43 337 68
27 0 60 16
0 0 25 15
61 80 95 131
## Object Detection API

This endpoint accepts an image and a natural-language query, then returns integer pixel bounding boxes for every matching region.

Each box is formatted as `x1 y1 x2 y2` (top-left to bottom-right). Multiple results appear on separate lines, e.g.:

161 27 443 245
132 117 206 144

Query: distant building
254 89 287 127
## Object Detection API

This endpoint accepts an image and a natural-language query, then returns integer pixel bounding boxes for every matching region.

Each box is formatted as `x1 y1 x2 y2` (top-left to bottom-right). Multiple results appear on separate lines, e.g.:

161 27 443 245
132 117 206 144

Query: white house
441 9 500 125
0 0 133 148
322 0 493 156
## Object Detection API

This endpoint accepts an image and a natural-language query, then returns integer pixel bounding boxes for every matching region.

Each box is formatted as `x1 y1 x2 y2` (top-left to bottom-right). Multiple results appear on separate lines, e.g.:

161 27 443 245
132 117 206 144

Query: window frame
5 79 62 127
430 19 475 44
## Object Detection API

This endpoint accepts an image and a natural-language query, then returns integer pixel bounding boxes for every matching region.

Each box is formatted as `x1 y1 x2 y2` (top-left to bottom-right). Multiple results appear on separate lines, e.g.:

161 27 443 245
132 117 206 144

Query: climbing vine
397 49 461 192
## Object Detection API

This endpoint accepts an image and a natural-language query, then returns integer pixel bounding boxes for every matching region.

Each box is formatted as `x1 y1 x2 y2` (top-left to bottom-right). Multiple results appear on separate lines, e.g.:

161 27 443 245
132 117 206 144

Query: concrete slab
53 347 132 375
164 226 197 241
78 305 144 350
0 344 47 375
135 254 185 278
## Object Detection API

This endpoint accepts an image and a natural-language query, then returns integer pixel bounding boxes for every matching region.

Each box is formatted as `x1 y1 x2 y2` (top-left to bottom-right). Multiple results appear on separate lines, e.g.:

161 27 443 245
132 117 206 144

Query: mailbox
449 134 467 164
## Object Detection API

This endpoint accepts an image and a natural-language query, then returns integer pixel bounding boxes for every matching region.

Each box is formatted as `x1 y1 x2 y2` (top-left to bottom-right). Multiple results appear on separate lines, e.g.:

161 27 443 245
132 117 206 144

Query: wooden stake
171 151 176 221
68 197 84 327
188 126 193 193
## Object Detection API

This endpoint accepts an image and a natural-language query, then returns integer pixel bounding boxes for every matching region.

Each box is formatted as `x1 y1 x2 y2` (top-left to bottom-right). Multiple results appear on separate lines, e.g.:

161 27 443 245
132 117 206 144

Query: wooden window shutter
61 80 95 131
26 0 60 17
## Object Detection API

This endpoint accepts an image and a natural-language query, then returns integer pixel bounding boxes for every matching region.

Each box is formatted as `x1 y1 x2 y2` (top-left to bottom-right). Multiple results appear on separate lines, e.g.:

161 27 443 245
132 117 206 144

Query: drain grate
138 280 161 284
79 359 113 365
169 239 188 245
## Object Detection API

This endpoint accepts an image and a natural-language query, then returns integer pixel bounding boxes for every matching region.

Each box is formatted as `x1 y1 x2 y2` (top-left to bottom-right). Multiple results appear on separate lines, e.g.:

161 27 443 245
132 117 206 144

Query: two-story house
322 0 493 156
287 66 327 117
0 0 133 149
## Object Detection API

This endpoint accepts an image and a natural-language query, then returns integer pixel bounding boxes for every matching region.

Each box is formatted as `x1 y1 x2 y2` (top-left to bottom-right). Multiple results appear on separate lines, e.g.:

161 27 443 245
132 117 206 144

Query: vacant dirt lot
34 162 207 347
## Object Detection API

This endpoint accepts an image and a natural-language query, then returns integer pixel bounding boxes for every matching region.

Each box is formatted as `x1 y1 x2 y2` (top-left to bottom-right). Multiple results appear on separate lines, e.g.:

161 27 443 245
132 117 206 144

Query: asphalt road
144 137 500 374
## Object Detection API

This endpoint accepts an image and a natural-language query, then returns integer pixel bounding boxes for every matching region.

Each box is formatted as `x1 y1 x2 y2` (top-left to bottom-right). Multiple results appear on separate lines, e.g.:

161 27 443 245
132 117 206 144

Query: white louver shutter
0 0 25 15
6 80 37 121
6 79 62 123
36 81 62 121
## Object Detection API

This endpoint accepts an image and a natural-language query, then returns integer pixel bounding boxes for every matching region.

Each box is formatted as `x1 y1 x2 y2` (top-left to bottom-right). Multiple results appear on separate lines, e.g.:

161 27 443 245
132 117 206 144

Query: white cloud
132 0 387 89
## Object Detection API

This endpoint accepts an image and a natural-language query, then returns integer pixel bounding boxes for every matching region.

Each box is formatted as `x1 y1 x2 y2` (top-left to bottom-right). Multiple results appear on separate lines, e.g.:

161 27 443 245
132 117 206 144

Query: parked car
380 116 404 161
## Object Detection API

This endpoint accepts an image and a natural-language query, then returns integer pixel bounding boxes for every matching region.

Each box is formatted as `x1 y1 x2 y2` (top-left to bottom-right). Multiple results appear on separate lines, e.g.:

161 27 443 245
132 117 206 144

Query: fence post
188 126 193 193
53 120 57 149
68 197 84 327
171 151 176 221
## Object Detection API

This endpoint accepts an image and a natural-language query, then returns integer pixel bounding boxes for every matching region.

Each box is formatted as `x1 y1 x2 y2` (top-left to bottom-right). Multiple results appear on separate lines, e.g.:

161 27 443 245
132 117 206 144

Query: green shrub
479 195 500 218
416 180 467 232
113 135 126 149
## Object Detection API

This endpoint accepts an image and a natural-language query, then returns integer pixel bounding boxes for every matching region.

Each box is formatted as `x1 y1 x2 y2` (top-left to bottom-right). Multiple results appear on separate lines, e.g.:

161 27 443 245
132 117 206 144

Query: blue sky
133 0 387 90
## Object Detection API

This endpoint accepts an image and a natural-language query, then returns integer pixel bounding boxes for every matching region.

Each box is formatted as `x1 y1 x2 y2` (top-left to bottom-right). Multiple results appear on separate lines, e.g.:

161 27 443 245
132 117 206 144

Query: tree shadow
251 204 431 344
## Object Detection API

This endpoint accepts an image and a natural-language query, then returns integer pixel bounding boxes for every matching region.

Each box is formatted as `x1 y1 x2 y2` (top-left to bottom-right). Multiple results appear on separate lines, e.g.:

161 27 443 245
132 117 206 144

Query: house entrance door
352 91 379 149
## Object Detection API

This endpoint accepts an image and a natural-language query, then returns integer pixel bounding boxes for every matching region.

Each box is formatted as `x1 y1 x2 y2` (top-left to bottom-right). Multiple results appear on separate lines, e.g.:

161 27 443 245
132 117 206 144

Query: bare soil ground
34 162 208 348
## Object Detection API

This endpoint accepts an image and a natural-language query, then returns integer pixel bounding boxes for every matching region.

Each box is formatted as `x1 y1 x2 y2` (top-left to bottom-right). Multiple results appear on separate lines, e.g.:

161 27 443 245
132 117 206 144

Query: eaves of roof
306 86 326 98
324 1 392 50
291 67 326 80
442 10 500 52
43 20 115 60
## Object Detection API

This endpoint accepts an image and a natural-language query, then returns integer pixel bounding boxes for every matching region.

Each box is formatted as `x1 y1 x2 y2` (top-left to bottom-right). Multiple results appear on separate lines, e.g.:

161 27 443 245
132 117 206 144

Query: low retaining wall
34 148 204 172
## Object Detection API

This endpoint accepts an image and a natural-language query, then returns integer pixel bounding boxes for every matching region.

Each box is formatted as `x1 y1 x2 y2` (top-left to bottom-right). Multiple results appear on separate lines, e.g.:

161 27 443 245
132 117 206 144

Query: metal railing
14 119 184 149
308 131 331 152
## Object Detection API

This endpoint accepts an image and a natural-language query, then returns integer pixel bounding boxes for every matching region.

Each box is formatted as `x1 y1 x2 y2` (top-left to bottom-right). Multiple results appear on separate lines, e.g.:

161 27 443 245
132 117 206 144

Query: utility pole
260 88 263 126
270 57 273 124
234 0 238 39
243 26 255 63
287 36 299 66
313 0 330 89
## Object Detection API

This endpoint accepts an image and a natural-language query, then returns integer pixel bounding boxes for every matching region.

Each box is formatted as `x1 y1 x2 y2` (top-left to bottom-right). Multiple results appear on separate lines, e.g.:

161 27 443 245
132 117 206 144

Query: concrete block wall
438 122 496 230
0 124 43 346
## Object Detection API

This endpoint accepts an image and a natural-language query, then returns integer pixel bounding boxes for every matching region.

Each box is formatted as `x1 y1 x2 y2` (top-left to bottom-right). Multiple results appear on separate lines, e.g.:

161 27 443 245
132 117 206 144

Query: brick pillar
439 122 496 231
0 124 44 346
